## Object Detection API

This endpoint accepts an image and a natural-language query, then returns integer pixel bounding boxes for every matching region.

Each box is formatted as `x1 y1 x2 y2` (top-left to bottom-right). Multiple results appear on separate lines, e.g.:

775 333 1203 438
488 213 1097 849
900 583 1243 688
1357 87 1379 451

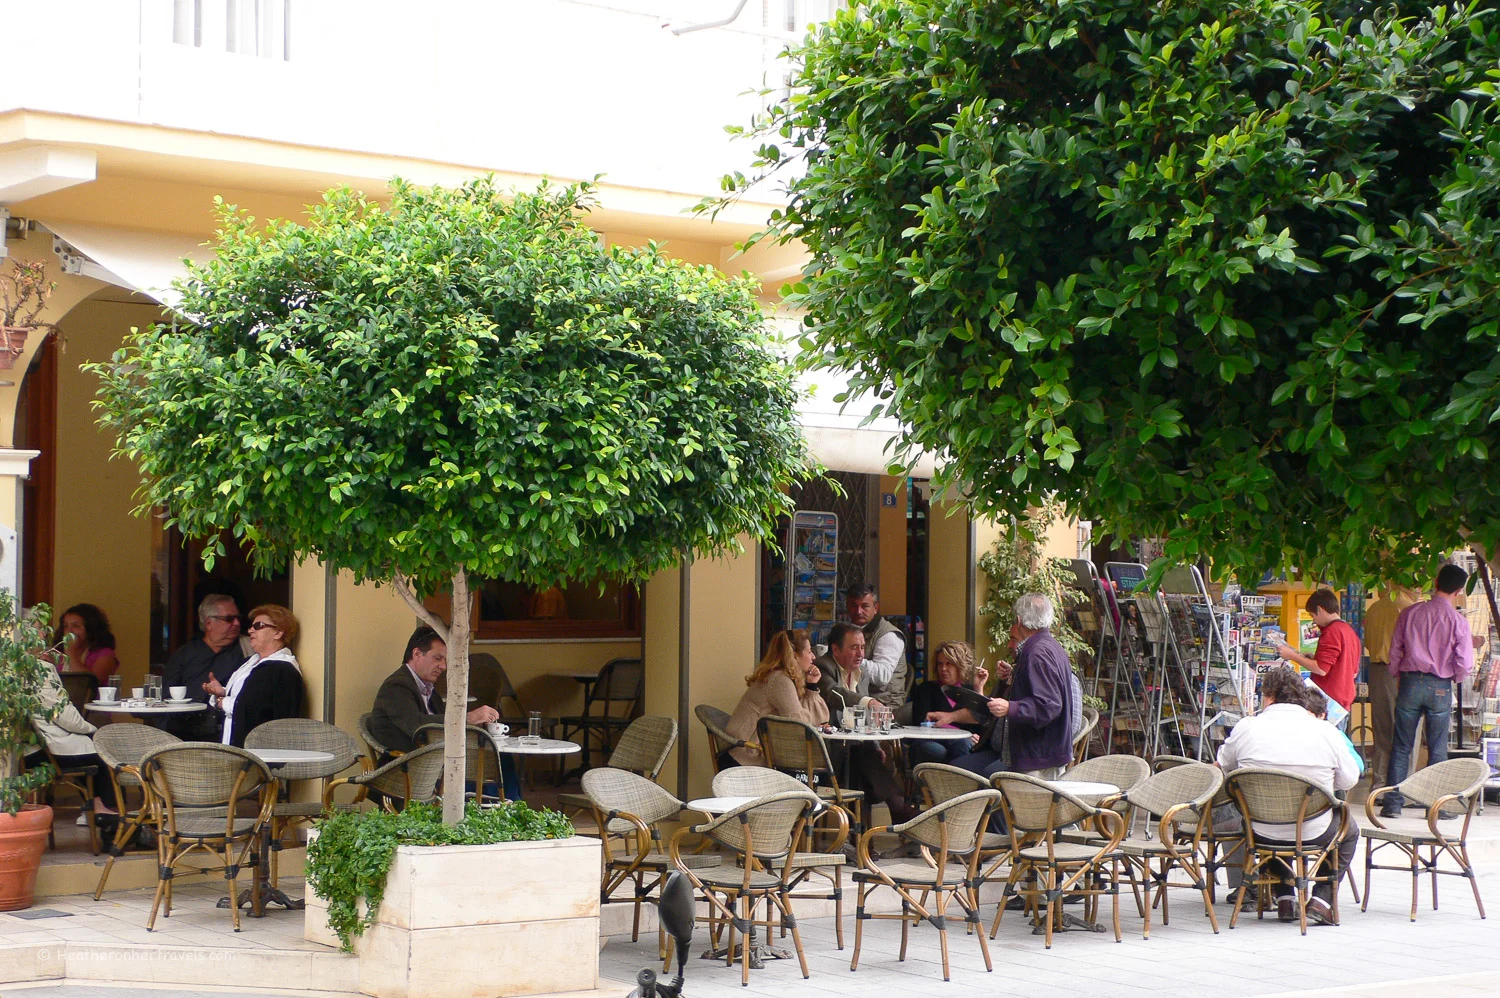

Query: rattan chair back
245 719 362 781
992 772 1095 832
608 715 677 779
1062 753 1150 791
700 789 817 861
94 724 179 775
141 742 272 812
696 703 742 771
1072 706 1099 760
1396 758 1489 809
467 652 522 714
59 671 100 712
712 767 808 798
757 715 837 785
1225 767 1336 827
1126 761 1223 820
366 742 446 804
1151 754 1198 773
357 711 392 764
897 788 1000 853
414 722 506 794
914 762 989 807
582 767 684 830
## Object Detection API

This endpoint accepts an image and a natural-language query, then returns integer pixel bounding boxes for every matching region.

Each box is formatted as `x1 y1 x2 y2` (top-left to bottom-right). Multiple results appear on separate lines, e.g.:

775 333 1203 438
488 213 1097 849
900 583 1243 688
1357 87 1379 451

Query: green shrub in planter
306 800 574 951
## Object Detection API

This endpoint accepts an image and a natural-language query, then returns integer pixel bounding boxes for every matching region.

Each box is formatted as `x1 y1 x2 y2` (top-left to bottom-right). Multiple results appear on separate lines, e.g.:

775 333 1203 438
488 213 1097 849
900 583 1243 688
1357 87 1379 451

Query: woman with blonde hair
906 640 990 765
723 629 828 767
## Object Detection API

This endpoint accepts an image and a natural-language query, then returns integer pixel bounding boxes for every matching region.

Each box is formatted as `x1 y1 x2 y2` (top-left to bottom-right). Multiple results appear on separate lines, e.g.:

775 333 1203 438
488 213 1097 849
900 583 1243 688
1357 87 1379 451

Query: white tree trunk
390 569 471 825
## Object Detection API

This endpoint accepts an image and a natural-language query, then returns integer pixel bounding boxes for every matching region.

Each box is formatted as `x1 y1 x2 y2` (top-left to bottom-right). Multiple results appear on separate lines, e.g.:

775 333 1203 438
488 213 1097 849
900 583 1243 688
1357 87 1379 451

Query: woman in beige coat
724 629 828 767
28 665 118 821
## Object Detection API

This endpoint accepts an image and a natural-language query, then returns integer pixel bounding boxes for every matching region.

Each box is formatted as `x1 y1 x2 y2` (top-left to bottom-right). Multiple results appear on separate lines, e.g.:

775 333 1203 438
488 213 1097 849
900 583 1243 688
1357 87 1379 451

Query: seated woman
905 640 990 766
205 604 305 747
28 664 118 830
52 603 119 685
723 629 828 768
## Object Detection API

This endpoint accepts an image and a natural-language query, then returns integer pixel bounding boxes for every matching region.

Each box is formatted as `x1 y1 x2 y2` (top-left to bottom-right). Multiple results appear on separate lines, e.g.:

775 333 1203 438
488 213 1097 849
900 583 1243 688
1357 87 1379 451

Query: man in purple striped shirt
1380 564 1475 817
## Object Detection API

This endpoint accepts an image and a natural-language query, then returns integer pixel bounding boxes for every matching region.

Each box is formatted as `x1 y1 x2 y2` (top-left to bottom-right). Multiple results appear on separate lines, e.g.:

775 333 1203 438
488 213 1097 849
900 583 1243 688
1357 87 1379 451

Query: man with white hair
935 592 1077 780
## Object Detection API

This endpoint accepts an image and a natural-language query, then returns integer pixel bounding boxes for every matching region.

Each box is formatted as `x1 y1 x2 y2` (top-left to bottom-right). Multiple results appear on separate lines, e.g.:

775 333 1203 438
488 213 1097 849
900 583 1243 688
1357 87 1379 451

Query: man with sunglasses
161 593 249 739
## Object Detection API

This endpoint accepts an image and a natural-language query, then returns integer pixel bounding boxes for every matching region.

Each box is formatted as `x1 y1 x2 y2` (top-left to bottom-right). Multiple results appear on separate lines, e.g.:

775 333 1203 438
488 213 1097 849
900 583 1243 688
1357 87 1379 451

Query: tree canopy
92 177 811 818
729 0 1500 583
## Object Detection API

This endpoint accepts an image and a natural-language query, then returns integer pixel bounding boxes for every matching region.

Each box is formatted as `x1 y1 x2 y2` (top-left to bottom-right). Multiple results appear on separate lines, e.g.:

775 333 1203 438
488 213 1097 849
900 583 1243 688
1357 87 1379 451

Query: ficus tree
722 0 1500 585
92 178 811 822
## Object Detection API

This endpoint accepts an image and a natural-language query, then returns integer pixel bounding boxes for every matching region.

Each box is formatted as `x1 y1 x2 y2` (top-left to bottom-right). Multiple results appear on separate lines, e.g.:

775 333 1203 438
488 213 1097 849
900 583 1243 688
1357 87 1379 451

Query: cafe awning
41 220 208 310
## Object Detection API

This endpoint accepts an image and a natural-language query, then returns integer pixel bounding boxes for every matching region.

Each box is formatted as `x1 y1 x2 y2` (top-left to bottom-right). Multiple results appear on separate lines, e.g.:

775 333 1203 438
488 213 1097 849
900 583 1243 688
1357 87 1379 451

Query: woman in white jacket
28 666 118 824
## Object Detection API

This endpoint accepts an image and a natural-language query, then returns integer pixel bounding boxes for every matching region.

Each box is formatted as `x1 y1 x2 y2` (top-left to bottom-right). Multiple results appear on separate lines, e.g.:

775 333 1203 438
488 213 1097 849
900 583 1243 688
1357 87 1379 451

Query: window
425 579 642 641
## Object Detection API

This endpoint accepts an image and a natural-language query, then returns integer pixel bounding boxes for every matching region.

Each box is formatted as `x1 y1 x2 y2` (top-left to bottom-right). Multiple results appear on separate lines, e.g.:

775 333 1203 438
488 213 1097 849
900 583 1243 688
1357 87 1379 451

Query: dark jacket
226 659 305 748
812 652 861 718
164 638 248 703
369 665 440 756
1007 630 1075 772
907 681 985 732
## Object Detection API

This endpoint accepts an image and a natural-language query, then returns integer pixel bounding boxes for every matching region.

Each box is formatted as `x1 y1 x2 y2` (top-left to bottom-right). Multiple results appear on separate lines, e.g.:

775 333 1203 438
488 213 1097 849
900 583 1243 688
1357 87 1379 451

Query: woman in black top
906 640 990 766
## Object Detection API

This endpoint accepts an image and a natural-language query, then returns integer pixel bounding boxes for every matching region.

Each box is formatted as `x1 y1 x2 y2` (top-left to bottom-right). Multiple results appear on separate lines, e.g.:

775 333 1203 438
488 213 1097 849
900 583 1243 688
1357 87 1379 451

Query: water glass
523 710 542 746
879 706 894 734
107 675 122 692
851 706 866 733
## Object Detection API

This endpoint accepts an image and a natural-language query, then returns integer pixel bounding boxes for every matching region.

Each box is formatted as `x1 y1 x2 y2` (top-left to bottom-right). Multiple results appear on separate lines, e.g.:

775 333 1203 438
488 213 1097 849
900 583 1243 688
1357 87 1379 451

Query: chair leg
851 881 866 971
1362 838 1374 912
740 895 752 988
1430 845 1440 911
1409 845 1420 922
833 875 844 950
776 892 809 980
935 891 951 982
898 898 909 961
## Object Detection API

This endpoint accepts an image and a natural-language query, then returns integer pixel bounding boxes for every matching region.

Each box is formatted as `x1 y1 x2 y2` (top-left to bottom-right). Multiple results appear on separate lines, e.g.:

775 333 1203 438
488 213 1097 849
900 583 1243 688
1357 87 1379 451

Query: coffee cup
97 686 119 702
169 686 187 700
485 722 509 740
131 687 145 700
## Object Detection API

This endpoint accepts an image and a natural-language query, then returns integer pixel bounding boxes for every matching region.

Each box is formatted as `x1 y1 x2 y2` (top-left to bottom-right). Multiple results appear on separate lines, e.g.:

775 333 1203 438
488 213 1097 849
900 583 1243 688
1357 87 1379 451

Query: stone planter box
306 835 601 998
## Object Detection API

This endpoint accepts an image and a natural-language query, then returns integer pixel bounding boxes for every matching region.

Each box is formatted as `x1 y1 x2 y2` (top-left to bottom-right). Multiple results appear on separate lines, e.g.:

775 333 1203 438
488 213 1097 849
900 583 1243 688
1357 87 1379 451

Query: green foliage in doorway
0 596 59 815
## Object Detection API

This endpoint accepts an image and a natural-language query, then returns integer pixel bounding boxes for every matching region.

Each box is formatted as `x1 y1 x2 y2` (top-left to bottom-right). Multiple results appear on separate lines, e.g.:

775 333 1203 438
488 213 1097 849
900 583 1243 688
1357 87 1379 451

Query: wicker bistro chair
756 715 866 840
29 738 102 855
696 704 744 774
912 763 1009 873
559 657 645 774
559 715 678 818
581 768 722 948
1058 753 1152 842
850 789 1003 981
59 671 100 713
245 719 365 885
1106 762 1224 939
1072 706 1100 765
356 712 395 767
415 722 514 802
324 742 445 811
712 767 852 948
139 742 276 933
1151 754 1199 773
669 790 820 988
989 773 1128 947
1224 767 1351 935
92 725 181 898
1362 757 1489 921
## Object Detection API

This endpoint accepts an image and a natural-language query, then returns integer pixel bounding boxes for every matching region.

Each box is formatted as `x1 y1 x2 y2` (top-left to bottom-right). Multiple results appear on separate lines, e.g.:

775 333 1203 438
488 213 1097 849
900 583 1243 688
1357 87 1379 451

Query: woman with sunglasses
204 604 305 747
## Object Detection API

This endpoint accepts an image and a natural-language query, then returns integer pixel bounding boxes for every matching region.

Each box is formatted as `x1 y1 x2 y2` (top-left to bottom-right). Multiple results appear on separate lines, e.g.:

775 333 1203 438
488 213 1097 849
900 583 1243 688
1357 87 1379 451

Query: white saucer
166 698 193 704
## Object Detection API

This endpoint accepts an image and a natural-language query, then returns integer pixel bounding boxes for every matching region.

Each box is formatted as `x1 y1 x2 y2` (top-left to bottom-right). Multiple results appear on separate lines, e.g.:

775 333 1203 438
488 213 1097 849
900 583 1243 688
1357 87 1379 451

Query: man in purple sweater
938 593 1077 779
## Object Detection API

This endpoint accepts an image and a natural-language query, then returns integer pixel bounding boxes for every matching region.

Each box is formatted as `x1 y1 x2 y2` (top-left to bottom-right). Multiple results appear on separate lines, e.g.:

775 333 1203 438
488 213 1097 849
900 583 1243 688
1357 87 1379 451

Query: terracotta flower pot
0 804 53 911
0 326 31 370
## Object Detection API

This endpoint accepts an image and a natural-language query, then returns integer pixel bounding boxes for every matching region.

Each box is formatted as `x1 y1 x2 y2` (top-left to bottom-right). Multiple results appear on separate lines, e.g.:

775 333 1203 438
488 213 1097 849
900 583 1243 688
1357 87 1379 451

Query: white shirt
863 631 904 685
1216 703 1360 839
220 647 299 745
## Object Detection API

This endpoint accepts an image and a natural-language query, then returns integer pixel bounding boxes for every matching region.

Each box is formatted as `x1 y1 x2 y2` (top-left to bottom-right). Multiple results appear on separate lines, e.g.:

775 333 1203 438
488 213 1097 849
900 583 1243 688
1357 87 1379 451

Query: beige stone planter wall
306 835 601 998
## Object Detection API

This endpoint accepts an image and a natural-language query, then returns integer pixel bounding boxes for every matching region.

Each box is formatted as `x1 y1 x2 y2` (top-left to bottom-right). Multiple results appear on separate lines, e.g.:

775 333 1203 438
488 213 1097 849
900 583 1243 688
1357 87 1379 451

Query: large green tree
726 0 1500 583
93 178 810 820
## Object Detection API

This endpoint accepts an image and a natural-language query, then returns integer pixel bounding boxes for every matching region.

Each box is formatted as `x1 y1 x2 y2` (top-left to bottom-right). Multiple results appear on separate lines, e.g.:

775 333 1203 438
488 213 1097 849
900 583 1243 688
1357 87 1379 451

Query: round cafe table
491 736 581 799
219 748 336 917
86 699 207 714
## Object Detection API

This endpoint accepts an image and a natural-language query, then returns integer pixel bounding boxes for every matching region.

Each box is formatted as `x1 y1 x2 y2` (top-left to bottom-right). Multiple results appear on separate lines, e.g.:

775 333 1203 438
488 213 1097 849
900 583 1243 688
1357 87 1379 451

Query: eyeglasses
206 614 239 623
248 621 276 632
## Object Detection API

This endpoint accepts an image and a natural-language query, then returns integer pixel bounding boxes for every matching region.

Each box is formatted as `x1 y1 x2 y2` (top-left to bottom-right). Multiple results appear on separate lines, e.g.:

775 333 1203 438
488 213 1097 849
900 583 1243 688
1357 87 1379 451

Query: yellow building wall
877 476 907 615
51 293 165 690
927 500 971 663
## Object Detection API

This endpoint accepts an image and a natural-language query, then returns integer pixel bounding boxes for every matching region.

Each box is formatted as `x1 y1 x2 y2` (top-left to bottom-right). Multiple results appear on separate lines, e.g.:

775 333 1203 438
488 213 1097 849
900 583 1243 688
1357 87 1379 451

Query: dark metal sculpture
631 871 694 998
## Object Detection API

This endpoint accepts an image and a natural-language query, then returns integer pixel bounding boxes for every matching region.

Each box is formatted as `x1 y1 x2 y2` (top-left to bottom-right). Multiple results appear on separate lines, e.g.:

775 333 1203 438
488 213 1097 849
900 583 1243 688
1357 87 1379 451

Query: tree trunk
390 568 471 825
441 571 472 824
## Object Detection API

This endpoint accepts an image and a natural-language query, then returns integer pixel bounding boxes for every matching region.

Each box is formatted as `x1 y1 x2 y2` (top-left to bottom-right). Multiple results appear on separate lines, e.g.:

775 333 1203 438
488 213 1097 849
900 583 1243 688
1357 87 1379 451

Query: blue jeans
907 737 974 768
1384 672 1452 810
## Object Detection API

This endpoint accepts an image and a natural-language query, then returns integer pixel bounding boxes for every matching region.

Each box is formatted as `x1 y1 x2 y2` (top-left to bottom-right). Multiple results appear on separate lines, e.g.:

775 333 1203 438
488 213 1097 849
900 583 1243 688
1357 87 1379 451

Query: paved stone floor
599 862 1499 998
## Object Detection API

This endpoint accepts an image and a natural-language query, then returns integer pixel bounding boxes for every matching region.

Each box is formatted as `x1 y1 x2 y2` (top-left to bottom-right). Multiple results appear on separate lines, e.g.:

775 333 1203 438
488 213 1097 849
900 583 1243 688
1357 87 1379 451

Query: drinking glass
107 675 122 692
879 706 894 734
523 710 542 746
851 706 866 733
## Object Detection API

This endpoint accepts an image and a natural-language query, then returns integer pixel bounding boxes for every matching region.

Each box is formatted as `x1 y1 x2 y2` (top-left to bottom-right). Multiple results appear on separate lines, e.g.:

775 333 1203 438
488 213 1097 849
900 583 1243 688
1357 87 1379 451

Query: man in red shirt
1277 588 1361 714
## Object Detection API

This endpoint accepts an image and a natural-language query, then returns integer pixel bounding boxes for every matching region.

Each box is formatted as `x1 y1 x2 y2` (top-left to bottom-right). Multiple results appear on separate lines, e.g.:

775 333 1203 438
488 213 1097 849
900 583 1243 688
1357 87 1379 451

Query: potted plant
0 259 58 369
0 594 60 911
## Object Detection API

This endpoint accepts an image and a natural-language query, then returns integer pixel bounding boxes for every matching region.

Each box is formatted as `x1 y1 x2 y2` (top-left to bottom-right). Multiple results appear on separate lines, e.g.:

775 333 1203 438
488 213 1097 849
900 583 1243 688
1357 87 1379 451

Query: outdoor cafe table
85 699 207 715
217 748 335 917
821 724 974 787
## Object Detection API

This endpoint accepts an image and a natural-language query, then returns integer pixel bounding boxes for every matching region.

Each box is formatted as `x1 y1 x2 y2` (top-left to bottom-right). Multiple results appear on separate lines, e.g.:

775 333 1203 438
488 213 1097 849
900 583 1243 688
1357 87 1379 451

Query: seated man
930 593 1078 780
812 622 878 719
369 626 519 800
1216 665 1361 926
801 651 915 827
160 594 249 740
